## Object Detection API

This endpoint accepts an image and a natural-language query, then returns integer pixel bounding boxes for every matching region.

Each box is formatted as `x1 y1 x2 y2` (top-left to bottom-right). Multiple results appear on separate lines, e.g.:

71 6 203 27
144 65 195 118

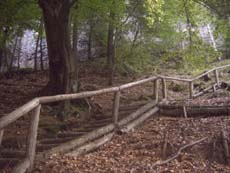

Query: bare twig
152 137 208 167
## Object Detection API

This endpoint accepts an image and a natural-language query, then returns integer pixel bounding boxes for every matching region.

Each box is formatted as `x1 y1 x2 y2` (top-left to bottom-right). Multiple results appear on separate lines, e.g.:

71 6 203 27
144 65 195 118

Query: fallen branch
160 106 230 117
151 137 208 167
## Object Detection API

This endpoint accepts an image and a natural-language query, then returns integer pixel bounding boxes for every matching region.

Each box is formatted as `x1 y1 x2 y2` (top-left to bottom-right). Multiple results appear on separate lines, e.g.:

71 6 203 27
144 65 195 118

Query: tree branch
151 137 208 168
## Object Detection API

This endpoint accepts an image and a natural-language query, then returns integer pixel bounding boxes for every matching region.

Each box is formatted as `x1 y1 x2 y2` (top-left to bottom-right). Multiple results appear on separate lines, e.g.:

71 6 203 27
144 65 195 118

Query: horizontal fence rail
0 64 229 173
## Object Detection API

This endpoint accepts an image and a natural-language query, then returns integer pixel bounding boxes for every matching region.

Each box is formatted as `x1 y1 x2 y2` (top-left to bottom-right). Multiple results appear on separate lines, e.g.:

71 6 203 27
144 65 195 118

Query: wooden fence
0 64 229 173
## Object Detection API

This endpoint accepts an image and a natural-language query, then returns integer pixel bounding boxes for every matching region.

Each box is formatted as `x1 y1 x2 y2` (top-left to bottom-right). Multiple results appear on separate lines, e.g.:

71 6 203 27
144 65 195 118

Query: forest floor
1 60 230 172
34 116 230 173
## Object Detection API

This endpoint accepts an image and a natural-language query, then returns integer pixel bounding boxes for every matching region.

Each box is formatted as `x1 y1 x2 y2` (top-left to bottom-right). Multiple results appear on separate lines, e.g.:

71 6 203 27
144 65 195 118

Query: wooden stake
189 81 193 99
26 105 41 173
214 69 220 86
153 79 159 102
162 78 167 100
183 106 188 118
113 91 120 126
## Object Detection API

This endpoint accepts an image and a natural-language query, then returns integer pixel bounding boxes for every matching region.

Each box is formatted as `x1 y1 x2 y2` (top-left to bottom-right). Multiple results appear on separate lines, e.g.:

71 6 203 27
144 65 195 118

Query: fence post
214 69 220 86
112 91 120 127
189 81 193 99
153 79 159 102
162 78 167 100
26 104 41 173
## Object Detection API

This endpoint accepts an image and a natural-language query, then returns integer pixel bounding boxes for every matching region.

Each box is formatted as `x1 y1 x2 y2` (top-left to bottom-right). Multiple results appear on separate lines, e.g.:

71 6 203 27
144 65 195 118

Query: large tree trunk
38 0 75 95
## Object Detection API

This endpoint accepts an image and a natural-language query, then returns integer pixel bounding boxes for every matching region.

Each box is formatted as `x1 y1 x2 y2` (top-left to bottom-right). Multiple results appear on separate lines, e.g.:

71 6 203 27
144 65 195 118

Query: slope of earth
0 71 48 115
35 116 230 173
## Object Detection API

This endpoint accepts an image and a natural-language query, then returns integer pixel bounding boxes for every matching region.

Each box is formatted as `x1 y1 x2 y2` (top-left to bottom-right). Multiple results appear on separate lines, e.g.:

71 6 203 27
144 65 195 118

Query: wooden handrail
192 64 230 81
0 64 229 173
0 99 39 130
1 64 230 129
158 64 230 99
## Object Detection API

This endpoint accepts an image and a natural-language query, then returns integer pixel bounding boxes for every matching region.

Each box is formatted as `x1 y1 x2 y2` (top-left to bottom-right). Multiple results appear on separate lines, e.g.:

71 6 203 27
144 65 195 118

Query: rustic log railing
0 76 158 173
0 64 229 173
158 64 230 99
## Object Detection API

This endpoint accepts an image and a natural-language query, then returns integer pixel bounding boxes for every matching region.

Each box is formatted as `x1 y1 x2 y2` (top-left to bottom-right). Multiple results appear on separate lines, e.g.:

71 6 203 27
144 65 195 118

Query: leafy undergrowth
34 116 230 173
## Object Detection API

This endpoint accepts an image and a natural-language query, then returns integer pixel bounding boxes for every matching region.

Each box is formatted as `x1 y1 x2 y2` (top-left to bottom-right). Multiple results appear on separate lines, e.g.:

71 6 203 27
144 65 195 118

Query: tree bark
88 21 93 60
39 19 44 71
183 0 193 46
107 10 115 86
34 33 39 71
38 0 75 95
10 34 19 70
17 37 22 71
72 16 78 61
39 37 44 70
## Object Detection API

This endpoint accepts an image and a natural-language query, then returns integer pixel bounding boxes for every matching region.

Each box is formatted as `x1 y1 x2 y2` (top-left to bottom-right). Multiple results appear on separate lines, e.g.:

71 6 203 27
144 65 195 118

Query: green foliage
116 42 155 75
161 42 221 71
144 0 165 26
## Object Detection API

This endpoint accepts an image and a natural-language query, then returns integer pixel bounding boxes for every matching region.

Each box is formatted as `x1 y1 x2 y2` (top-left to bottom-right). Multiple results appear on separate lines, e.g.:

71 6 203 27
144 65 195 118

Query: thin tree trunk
226 17 230 58
10 34 19 70
39 19 44 71
183 0 193 46
72 18 78 61
17 38 22 71
34 18 44 71
88 22 93 60
39 37 44 70
107 10 115 86
34 33 39 71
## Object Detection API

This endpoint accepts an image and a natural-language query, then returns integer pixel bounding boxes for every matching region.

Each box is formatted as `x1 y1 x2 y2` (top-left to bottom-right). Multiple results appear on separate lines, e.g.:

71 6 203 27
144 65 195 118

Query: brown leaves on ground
35 116 230 173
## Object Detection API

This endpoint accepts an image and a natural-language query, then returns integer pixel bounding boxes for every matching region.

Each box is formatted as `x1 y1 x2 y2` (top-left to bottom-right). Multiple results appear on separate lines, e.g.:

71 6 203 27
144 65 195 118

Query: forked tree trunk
38 0 75 95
